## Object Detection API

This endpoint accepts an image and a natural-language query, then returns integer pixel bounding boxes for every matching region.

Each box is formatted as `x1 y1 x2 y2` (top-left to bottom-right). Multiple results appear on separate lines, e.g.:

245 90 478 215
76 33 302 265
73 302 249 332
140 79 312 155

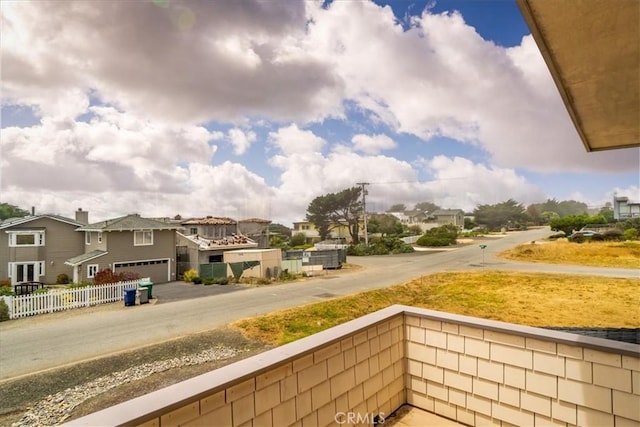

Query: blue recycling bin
124 288 137 306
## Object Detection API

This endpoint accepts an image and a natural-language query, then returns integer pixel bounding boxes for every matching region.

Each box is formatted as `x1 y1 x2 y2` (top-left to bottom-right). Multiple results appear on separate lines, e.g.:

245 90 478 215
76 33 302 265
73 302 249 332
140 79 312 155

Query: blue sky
1 0 638 226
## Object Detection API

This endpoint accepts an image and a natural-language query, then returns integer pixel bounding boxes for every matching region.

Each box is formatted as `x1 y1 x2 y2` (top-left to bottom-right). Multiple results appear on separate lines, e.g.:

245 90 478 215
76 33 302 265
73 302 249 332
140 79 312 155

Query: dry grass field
498 240 640 268
234 271 640 346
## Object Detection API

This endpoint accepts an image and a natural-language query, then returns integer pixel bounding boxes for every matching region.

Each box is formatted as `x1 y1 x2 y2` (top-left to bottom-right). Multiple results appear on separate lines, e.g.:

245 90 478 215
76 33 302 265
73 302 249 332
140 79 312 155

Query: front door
14 263 36 284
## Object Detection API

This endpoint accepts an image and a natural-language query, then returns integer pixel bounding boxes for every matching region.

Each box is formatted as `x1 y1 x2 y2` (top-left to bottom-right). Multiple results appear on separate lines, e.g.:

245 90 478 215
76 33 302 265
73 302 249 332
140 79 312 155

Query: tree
289 232 307 247
306 187 363 243
598 205 614 223
387 204 406 212
473 199 526 231
528 199 588 220
367 213 403 236
414 202 440 213
0 203 30 220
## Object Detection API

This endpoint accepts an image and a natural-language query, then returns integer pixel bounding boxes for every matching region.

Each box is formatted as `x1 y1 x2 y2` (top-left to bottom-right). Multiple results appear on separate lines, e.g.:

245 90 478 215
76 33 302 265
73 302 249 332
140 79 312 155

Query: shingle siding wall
405 313 640 426
65 306 640 427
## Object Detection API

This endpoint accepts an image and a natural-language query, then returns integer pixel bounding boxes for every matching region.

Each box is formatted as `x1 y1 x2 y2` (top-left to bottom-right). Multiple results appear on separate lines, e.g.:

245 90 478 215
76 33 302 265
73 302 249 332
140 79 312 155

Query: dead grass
233 271 640 346
498 240 640 268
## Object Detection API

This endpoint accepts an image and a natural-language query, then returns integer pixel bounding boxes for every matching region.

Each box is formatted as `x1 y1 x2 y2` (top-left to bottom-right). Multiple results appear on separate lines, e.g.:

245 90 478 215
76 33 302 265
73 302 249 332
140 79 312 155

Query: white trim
7 230 45 247
85 232 91 245
87 264 99 278
134 230 153 246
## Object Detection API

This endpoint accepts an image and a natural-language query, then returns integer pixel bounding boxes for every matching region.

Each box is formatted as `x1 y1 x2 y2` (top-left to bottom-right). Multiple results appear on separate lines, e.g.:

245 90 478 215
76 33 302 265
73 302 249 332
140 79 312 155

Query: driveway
152 280 244 303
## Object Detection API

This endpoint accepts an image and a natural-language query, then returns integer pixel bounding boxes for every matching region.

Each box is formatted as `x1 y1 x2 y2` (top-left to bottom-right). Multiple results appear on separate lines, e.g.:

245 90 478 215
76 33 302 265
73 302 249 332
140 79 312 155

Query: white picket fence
0 278 150 320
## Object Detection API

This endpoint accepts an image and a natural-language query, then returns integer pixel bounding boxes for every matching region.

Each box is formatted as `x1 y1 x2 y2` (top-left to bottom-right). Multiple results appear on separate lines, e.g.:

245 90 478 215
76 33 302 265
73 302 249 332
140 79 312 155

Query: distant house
0 209 87 285
292 221 354 243
388 210 428 225
431 209 465 229
65 214 179 284
613 196 640 220
175 216 259 276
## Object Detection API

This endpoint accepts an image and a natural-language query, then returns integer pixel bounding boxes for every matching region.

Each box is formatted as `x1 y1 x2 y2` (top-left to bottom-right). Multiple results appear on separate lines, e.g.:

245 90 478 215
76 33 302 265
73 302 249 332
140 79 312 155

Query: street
1 227 637 381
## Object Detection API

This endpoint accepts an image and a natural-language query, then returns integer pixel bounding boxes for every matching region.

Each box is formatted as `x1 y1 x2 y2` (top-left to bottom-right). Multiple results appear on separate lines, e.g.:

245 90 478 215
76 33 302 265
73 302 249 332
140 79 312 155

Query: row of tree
303 188 625 241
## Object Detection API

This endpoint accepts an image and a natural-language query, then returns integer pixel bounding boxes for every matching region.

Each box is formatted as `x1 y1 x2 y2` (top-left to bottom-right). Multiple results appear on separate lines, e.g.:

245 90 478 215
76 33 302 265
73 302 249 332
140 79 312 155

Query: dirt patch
0 327 268 426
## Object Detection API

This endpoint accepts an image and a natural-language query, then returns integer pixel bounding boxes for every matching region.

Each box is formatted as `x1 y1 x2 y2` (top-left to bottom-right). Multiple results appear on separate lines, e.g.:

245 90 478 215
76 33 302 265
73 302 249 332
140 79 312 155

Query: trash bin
139 280 154 299
124 288 136 306
138 287 149 304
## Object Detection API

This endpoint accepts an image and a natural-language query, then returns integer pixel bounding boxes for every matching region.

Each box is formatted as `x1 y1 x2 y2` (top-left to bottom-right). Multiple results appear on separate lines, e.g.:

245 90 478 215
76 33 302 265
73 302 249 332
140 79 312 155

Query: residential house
237 218 271 248
292 221 353 243
613 196 640 220
387 209 428 225
65 214 179 284
431 209 465 229
0 209 87 285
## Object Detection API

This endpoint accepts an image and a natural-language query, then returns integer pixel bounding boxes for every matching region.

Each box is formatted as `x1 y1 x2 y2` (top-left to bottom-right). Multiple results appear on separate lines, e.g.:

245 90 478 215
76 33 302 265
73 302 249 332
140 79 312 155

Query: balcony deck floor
384 405 467 426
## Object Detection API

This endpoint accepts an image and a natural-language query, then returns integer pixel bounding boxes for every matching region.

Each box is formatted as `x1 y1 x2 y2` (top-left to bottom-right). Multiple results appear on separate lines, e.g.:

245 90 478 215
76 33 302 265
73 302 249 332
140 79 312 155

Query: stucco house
238 218 272 248
65 214 179 284
0 209 87 285
613 196 640 220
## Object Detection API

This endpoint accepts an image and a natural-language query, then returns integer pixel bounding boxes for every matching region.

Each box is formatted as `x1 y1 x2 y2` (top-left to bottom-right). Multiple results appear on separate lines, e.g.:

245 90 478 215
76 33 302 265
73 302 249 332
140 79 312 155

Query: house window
38 261 45 276
189 227 197 235
85 232 91 245
8 231 45 247
87 264 99 278
97 232 102 244
134 230 153 246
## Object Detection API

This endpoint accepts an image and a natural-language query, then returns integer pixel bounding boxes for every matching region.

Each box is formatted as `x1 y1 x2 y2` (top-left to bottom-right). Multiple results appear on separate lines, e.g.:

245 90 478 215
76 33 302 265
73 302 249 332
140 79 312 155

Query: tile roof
76 214 180 232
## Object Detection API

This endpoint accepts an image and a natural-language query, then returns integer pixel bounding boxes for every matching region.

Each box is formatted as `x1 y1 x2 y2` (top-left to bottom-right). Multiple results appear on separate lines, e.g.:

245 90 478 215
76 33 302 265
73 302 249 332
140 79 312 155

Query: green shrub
68 281 92 288
56 273 70 284
0 300 9 322
0 286 15 296
192 277 202 284
623 228 639 241
416 224 458 247
33 287 49 294
183 269 199 283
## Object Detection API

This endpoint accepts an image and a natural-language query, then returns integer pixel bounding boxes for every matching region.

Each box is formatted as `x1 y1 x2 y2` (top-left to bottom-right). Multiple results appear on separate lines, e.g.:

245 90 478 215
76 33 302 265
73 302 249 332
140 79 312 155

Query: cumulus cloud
1 0 345 124
351 134 397 154
228 128 256 155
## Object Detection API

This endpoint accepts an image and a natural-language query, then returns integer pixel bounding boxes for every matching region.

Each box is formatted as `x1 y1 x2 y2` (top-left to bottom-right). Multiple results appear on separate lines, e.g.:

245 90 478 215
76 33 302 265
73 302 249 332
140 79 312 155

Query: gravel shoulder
0 327 268 427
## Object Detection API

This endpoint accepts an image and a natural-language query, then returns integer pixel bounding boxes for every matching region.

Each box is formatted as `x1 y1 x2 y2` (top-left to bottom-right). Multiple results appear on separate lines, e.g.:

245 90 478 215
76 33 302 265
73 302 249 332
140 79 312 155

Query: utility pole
357 182 369 245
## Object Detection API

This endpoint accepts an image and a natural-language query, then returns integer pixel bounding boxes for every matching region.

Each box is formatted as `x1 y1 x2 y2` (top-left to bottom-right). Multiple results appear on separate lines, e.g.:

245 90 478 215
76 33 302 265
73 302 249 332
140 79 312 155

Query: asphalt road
1 228 637 381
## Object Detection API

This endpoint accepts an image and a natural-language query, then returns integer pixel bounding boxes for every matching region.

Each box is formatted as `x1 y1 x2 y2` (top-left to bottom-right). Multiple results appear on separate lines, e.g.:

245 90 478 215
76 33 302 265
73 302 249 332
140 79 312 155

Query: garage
113 259 171 283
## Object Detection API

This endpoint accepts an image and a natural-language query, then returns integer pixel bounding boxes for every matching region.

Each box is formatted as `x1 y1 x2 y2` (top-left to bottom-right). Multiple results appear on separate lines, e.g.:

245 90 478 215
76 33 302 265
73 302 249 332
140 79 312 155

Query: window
8 231 45 247
189 227 197 235
38 261 45 276
134 230 153 246
87 264 99 278
97 232 102 244
85 232 91 245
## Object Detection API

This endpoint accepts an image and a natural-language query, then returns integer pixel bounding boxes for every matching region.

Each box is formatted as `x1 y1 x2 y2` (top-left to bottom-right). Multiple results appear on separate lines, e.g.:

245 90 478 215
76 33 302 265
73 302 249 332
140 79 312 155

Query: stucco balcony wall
65 305 639 427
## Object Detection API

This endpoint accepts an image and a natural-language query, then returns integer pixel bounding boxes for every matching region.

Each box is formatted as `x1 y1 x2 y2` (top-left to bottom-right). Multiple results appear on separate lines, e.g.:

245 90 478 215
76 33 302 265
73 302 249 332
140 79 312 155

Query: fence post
1 295 14 320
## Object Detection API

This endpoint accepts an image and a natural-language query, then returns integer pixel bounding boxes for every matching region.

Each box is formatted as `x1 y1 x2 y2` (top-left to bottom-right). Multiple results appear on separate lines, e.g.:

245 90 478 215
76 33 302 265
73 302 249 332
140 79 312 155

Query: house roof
181 216 237 225
177 232 258 251
0 214 83 230
76 214 180 232
65 250 108 266
517 0 639 151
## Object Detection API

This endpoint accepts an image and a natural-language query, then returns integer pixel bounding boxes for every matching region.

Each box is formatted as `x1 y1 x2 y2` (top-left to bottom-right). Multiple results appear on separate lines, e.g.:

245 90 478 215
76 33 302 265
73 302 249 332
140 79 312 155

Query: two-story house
176 217 258 275
613 196 640 220
0 209 87 285
431 209 465 229
65 214 179 284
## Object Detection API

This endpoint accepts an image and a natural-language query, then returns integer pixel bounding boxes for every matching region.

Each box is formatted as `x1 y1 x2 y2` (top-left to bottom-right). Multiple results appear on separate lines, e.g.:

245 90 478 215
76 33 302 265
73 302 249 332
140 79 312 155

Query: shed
223 248 283 279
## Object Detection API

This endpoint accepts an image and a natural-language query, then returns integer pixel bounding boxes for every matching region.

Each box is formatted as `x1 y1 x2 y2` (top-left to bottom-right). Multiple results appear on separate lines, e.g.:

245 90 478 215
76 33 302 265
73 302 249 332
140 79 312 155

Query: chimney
75 208 89 225
31 206 35 216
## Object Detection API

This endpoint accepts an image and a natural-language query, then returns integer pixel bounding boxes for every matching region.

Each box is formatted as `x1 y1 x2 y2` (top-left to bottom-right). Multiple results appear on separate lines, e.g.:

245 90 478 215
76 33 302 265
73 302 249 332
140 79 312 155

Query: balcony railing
64 305 640 427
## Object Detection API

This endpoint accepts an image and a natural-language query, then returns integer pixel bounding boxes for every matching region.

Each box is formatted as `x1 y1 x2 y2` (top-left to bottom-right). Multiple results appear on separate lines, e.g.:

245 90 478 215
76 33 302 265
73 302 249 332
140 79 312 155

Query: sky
1 0 638 227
